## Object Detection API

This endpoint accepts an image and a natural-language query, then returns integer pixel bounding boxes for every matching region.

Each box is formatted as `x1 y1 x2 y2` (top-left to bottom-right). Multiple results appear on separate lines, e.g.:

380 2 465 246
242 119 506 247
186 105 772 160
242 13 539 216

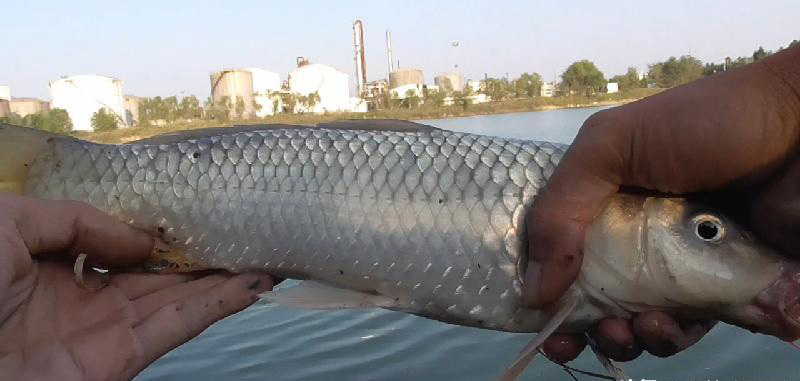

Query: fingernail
245 273 274 293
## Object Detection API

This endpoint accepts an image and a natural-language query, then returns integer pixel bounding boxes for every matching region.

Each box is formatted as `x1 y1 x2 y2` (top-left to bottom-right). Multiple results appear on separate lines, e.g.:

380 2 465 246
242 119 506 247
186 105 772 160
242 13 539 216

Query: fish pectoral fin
588 336 627 381
143 239 208 273
261 280 397 310
495 289 580 381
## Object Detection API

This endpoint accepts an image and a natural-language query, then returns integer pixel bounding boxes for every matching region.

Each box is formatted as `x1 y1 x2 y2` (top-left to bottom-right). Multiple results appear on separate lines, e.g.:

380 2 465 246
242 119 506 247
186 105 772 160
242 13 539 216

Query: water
137 106 797 381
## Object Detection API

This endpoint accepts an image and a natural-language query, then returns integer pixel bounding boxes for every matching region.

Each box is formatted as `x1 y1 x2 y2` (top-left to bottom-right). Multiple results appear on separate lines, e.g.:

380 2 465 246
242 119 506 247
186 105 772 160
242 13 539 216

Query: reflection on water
137 106 797 381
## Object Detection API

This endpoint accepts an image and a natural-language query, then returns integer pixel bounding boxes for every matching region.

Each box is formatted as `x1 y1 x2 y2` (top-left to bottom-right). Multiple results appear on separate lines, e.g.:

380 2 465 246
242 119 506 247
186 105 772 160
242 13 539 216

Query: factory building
124 95 140 126
0 100 9 118
288 58 365 113
0 86 10 118
466 79 482 93
49 75 127 131
363 79 387 109
245 68 282 117
540 83 556 97
10 98 50 117
210 69 256 119
388 68 424 99
434 73 464 93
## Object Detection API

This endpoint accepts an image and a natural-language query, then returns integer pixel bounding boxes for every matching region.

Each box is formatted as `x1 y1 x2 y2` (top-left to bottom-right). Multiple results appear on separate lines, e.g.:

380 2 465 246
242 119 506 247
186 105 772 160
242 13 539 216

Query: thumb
522 112 623 308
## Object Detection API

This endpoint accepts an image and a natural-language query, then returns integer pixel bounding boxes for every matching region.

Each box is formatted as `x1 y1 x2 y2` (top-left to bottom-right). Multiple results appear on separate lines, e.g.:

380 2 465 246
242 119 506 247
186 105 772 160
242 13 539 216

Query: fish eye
693 215 725 242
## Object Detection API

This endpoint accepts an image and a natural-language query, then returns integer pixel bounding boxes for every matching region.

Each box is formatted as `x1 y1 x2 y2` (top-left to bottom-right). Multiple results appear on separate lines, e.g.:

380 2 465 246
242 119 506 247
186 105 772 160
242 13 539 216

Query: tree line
0 109 73 133
4 39 795 132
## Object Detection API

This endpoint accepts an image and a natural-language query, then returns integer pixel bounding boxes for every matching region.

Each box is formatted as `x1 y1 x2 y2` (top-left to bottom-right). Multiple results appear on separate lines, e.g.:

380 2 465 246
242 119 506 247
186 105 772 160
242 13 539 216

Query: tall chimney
353 20 367 96
386 30 394 75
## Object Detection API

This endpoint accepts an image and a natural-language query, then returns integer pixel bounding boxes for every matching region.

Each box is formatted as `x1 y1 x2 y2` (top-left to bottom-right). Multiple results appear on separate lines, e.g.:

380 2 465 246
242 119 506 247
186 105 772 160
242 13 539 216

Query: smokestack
386 30 394 75
353 20 367 96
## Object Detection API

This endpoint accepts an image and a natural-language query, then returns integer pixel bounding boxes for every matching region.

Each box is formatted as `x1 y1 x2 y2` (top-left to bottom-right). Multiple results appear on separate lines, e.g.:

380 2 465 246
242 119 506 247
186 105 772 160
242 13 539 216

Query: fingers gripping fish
1 121 799 379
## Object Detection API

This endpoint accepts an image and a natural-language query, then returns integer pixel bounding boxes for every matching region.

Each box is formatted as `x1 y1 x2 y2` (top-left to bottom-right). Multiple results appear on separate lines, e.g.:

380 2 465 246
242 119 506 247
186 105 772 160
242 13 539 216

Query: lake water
136 106 797 381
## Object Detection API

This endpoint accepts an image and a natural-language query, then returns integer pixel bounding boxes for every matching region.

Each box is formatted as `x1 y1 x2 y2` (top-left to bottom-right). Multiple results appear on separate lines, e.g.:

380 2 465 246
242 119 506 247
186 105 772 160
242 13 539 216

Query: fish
1 120 799 379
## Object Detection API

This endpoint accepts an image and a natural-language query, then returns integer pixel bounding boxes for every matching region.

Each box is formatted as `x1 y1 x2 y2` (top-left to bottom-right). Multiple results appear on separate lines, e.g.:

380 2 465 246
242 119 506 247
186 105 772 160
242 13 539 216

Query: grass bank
79 88 661 144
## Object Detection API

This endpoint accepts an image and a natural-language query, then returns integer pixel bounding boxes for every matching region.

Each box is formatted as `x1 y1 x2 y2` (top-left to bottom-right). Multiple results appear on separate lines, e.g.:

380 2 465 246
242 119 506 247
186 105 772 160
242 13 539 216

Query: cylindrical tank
389 68 423 89
49 75 127 131
0 85 10 101
0 99 10 118
288 63 350 113
245 68 281 117
434 73 465 92
124 95 140 126
210 70 255 119
10 98 50 117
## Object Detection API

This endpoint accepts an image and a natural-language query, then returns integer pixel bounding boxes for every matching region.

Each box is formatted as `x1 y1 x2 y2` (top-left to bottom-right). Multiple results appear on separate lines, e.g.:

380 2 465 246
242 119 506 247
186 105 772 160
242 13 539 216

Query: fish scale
23 126 567 332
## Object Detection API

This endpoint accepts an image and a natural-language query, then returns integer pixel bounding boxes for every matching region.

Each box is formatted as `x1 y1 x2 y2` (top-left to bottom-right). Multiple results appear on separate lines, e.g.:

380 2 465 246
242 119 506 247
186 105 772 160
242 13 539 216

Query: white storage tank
49 75 127 131
434 73 464 92
288 61 353 113
245 68 282 117
210 69 255 119
389 68 424 89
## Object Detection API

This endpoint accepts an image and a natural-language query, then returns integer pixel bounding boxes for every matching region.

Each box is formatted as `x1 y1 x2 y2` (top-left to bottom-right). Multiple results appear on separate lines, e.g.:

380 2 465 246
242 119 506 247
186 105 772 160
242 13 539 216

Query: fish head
580 195 800 340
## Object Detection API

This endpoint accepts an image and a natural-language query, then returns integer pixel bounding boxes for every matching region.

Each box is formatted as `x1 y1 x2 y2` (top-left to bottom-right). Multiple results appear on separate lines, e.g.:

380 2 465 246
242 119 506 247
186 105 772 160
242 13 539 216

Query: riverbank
80 88 661 144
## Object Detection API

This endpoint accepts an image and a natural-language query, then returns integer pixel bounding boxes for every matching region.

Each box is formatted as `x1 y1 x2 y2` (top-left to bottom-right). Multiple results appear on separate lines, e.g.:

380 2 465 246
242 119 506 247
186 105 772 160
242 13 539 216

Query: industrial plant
2 18 503 132
49 75 129 131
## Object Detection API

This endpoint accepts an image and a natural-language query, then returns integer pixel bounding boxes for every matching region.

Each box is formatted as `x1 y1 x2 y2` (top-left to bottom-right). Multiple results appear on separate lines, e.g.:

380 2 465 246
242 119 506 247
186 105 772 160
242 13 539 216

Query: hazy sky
2 1 798 99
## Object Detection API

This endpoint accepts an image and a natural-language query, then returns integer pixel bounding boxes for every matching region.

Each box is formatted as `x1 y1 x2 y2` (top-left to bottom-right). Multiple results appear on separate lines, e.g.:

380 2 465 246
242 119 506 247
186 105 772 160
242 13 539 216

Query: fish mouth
751 268 800 341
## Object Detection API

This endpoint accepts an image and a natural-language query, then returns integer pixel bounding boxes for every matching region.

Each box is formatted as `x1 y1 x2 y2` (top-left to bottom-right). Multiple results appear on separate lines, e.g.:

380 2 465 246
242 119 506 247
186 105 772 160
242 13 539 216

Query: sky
2 1 798 99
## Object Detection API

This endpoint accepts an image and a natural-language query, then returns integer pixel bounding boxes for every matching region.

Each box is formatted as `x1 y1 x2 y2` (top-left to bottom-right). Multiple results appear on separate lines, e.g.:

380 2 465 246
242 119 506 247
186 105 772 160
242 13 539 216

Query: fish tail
0 123 70 194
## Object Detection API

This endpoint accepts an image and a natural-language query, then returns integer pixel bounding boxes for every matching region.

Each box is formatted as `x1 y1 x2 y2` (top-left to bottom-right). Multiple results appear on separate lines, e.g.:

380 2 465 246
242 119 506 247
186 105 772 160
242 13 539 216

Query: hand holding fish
0 196 273 380
527 45 800 362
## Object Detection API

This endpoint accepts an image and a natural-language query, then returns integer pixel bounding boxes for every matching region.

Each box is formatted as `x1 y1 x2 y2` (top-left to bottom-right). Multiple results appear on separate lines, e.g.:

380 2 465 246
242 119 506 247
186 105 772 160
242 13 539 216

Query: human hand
524 46 800 361
0 195 273 380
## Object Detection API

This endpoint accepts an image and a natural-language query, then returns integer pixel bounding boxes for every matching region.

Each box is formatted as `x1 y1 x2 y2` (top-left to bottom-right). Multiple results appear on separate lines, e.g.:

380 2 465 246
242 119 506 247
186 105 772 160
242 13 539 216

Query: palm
0 196 272 380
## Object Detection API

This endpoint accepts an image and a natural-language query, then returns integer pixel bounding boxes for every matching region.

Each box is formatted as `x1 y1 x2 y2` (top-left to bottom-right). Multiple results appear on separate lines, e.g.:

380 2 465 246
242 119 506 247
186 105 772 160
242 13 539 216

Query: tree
271 91 282 114
279 93 297 113
0 109 71 134
307 92 321 110
91 108 119 132
609 67 643 91
483 78 511 101
404 89 421 108
648 55 703 88
235 96 246 119
178 95 201 119
202 96 229 121
426 88 446 107
513 72 543 98
452 89 472 110
752 46 771 61
40 109 73 133
561 60 606 96
703 62 725 76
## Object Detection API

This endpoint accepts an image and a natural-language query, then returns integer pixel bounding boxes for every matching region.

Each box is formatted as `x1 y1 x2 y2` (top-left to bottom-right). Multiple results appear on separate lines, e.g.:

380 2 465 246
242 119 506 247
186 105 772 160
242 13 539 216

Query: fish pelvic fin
496 289 580 381
0 124 71 194
261 280 398 310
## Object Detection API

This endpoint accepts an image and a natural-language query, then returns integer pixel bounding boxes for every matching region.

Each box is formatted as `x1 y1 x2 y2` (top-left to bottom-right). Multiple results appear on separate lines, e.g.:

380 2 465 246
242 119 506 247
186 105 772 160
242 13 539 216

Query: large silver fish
1 121 799 377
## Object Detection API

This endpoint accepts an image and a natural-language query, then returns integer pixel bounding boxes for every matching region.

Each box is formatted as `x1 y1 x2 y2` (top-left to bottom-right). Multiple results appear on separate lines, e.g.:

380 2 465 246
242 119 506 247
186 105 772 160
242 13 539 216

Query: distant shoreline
412 98 640 121
80 88 662 144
